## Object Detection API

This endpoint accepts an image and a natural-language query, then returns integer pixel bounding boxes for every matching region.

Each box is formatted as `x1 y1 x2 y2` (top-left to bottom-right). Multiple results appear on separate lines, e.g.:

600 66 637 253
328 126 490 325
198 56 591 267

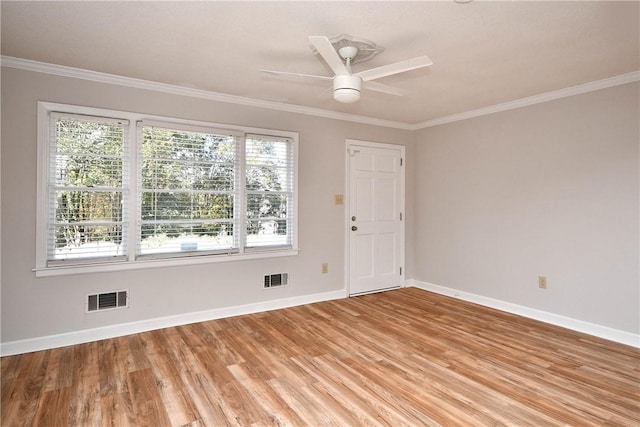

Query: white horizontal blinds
245 134 294 249
48 113 129 264
138 122 239 257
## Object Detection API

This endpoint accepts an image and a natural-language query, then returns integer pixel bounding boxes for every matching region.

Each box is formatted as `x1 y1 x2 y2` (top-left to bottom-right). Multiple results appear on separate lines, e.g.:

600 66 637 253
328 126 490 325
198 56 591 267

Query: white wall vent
264 273 288 288
86 290 128 313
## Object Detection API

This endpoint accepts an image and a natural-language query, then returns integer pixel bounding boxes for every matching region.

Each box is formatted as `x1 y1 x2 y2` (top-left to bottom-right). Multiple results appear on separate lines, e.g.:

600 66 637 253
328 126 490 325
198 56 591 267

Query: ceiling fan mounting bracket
338 46 359 61
325 34 383 64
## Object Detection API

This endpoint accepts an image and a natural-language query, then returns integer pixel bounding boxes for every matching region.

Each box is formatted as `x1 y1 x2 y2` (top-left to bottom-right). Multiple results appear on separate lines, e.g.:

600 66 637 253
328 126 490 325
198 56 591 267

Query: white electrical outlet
538 276 547 289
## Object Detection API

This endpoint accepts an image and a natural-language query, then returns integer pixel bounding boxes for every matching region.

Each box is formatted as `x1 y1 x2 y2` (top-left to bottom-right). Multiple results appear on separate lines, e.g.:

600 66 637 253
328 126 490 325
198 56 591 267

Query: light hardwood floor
2 287 639 426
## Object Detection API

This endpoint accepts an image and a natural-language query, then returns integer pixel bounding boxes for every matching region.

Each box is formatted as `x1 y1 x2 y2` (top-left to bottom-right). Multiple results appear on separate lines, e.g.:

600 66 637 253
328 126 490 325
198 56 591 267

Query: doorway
346 139 405 296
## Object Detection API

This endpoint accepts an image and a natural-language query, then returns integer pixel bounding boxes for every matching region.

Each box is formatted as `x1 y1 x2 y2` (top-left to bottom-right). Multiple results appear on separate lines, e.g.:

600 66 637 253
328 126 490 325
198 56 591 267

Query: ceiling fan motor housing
333 74 362 103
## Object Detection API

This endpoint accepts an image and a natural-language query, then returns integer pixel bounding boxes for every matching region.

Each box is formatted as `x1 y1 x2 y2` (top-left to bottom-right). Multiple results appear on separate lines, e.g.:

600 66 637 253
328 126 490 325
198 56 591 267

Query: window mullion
237 135 247 253
128 122 140 262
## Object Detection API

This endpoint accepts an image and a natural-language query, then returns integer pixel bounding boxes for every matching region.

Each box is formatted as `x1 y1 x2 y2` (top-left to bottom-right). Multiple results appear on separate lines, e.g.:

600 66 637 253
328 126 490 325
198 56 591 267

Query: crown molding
3 56 638 131
411 71 640 130
0 55 413 130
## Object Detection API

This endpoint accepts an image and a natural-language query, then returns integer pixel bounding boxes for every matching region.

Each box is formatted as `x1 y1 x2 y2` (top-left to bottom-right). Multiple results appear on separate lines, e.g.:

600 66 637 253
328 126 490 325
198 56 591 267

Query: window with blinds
36 102 298 274
47 113 129 265
138 122 240 257
245 135 294 250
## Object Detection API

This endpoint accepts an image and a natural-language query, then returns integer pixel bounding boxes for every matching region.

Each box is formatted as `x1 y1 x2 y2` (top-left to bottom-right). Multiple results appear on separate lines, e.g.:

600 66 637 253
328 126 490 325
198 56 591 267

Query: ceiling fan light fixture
333 74 362 103
334 88 361 103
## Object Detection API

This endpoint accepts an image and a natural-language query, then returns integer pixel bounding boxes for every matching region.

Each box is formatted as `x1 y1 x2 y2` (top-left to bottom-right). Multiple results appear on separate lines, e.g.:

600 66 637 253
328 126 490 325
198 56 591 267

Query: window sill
33 248 300 278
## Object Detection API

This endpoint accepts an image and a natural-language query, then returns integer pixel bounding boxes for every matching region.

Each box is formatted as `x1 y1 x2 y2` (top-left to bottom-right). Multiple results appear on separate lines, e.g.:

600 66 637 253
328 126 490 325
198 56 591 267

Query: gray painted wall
413 82 639 334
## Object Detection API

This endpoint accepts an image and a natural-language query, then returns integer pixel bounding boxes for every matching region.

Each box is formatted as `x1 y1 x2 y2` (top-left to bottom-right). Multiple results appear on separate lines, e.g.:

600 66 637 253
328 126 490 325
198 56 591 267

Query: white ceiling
2 1 639 125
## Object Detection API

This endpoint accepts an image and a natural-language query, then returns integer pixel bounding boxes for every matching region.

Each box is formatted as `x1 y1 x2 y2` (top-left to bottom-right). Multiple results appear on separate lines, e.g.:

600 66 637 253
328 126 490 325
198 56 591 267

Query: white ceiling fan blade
260 69 333 81
363 81 406 97
317 86 334 100
309 36 349 76
356 55 433 82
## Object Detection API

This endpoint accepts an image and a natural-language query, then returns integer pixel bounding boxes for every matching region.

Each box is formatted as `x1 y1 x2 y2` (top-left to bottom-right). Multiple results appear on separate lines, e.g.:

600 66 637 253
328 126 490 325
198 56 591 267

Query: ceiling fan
261 36 433 104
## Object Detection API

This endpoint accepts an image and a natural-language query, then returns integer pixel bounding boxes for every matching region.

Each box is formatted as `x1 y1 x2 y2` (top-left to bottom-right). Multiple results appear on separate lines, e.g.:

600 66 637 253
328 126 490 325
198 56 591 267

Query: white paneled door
347 140 404 296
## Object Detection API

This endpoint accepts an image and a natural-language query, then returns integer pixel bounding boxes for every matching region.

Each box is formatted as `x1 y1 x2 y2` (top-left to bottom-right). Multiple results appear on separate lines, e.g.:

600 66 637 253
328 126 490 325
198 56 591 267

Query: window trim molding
35 101 299 277
33 248 300 277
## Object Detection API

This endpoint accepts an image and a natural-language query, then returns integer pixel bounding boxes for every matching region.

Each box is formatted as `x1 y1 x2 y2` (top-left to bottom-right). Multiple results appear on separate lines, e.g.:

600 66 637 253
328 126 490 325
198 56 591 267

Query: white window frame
35 102 299 277
136 120 244 260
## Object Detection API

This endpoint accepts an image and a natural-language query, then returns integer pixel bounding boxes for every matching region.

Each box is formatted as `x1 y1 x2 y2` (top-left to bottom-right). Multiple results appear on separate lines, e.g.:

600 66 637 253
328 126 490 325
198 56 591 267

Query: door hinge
400 157 403 166
400 267 403 276
400 212 403 221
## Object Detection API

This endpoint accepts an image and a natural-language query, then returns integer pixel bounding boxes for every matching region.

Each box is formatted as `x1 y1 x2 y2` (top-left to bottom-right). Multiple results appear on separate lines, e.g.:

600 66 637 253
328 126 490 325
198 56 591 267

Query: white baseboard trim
0 289 347 357
407 279 639 348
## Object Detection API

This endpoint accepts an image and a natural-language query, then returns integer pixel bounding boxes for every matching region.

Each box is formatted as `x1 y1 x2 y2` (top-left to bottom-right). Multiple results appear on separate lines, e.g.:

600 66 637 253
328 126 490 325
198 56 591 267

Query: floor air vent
264 273 288 288
87 290 128 312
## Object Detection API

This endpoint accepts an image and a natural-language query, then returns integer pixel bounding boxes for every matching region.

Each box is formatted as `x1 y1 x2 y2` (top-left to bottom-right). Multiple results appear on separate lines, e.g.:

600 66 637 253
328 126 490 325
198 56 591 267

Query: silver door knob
351 226 358 231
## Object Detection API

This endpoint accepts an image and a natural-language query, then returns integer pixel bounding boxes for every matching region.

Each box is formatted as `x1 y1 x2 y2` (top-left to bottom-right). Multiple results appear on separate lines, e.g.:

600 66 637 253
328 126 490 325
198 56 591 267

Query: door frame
344 139 406 296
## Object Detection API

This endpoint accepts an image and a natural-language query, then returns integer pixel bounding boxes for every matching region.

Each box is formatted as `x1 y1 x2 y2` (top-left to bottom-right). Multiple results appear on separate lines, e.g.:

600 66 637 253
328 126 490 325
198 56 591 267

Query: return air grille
87 290 128 312
264 273 288 288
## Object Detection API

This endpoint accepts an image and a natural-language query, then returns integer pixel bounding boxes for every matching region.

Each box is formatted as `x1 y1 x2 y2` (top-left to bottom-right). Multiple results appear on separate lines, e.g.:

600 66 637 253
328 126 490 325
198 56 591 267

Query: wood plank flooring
2 287 639 426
